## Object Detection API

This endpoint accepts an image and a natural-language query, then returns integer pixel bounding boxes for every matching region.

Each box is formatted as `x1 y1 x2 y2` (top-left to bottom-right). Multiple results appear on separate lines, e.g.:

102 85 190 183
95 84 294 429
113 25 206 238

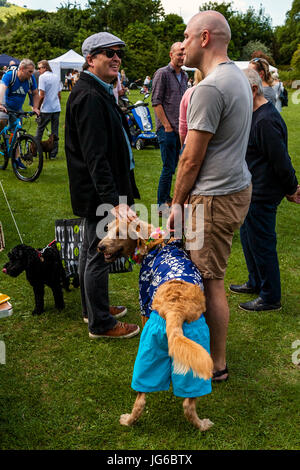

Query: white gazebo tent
48 49 85 80
234 61 278 72
183 61 278 73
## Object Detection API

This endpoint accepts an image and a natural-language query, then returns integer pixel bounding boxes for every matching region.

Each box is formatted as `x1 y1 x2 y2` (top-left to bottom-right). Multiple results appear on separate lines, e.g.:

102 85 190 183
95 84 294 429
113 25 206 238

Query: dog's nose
2 268 7 274
97 244 105 253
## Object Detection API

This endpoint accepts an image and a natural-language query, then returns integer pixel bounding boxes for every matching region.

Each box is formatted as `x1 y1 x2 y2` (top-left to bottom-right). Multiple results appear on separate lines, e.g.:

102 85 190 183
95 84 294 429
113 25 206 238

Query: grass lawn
0 89 299 450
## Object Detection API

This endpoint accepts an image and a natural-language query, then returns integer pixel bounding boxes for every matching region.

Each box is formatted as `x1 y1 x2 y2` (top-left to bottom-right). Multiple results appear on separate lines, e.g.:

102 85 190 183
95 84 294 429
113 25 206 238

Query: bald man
151 42 188 213
167 11 253 382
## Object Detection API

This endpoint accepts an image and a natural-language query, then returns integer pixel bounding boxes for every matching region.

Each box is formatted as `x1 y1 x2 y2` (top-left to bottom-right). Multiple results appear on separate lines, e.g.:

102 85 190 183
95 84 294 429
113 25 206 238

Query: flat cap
82 32 125 58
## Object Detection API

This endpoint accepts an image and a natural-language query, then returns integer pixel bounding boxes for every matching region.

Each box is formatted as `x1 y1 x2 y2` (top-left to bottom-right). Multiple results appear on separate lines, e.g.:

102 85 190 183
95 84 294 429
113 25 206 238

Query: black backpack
279 85 288 107
5 67 33 90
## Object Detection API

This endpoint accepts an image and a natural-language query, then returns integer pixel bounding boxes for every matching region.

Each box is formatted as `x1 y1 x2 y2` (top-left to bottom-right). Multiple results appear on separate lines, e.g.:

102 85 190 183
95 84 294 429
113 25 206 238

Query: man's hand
32 106 40 117
286 185 300 204
167 203 185 238
111 203 137 222
0 104 7 113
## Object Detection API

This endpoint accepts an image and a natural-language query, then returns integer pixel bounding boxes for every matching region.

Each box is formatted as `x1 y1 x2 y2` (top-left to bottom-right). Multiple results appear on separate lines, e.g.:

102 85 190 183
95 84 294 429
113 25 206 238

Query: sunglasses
93 48 125 59
251 58 268 65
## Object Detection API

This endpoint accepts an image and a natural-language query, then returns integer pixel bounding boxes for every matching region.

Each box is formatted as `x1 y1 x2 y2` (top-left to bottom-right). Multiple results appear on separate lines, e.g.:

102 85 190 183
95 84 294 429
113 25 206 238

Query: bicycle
0 110 43 182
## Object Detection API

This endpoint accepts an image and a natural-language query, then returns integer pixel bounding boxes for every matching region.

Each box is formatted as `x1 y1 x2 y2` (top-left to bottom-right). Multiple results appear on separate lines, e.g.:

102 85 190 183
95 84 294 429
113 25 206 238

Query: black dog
2 243 69 315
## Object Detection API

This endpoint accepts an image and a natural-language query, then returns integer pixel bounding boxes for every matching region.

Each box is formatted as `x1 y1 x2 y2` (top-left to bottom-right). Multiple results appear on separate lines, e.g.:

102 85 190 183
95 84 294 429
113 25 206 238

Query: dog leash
36 239 57 259
128 227 167 265
0 180 24 244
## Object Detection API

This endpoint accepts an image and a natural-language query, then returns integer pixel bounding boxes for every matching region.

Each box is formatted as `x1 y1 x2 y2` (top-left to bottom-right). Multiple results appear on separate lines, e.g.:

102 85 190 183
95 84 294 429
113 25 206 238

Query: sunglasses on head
251 58 268 65
92 48 125 59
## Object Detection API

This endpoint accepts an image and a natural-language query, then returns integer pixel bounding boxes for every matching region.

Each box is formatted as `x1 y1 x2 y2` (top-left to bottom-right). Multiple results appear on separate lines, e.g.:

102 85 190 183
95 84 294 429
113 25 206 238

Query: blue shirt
139 240 204 317
1 70 37 111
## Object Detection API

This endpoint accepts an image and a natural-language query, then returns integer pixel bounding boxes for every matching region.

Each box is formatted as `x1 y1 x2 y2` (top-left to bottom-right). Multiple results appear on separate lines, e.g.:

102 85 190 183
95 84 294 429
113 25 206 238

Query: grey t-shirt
187 62 253 196
263 85 276 106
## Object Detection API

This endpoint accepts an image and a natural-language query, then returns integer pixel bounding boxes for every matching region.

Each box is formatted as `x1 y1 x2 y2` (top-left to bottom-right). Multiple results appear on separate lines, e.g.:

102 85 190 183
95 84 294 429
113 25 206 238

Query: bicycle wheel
0 133 9 170
12 134 43 182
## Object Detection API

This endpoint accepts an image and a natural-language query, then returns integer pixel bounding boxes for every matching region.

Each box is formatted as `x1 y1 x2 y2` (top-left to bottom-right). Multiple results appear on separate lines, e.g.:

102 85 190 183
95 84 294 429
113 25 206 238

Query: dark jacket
246 101 298 204
65 72 139 218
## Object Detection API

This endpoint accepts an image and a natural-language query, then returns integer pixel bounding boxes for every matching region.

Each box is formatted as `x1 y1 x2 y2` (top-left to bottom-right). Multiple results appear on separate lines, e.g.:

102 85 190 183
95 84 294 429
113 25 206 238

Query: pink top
179 86 195 143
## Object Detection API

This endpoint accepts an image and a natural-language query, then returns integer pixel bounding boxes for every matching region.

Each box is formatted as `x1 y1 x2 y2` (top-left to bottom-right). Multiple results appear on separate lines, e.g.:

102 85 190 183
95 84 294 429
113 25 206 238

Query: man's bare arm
37 89 45 110
167 129 213 232
172 129 213 205
32 89 40 115
0 83 7 112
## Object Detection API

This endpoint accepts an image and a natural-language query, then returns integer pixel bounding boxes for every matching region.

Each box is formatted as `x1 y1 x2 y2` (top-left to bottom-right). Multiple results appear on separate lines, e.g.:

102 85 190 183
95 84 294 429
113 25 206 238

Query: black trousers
79 218 117 334
240 201 281 303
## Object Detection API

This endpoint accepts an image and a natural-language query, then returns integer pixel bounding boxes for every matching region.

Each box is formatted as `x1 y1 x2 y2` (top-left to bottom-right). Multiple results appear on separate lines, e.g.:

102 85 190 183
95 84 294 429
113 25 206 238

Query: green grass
0 90 299 450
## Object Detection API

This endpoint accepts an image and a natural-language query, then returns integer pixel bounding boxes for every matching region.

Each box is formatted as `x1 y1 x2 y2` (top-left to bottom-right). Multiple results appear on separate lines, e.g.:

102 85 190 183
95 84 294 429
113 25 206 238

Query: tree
0 7 97 62
122 21 158 79
154 13 186 46
250 50 275 66
274 0 300 65
291 44 300 70
88 0 164 33
241 41 273 63
199 1 274 61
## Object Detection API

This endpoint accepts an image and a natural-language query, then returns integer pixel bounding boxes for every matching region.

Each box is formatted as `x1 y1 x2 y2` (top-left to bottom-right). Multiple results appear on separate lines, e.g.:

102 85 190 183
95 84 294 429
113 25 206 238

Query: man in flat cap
65 32 140 339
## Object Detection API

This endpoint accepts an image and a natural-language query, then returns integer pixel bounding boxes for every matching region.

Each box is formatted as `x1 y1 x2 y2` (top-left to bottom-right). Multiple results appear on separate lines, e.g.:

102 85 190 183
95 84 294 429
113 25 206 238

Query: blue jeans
157 127 181 206
240 202 281 303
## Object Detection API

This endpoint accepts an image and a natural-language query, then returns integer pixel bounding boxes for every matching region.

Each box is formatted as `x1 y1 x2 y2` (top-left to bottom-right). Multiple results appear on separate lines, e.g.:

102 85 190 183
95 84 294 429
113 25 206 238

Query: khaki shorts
186 185 252 280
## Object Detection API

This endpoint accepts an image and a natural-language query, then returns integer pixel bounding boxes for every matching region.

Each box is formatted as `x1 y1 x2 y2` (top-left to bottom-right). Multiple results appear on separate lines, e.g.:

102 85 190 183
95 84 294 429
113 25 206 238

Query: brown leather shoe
83 306 127 323
89 321 140 339
109 306 127 318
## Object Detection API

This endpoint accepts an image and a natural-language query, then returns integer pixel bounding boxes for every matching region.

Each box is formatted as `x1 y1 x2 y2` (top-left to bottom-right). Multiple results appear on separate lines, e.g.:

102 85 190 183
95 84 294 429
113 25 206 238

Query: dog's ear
23 245 40 267
130 221 157 256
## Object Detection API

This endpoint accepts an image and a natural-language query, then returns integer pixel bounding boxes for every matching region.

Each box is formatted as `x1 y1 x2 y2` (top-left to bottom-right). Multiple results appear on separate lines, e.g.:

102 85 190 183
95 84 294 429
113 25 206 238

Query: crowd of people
63 12 300 394
0 58 62 160
64 70 80 91
1 10 299 393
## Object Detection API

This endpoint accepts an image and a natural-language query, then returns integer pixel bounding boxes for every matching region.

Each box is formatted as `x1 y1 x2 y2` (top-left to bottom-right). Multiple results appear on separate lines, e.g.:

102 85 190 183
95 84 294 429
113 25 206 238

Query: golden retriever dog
98 218 213 431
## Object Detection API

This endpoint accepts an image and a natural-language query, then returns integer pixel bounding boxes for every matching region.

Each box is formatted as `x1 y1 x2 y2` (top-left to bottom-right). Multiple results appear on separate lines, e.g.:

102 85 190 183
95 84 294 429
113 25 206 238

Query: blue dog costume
131 240 212 398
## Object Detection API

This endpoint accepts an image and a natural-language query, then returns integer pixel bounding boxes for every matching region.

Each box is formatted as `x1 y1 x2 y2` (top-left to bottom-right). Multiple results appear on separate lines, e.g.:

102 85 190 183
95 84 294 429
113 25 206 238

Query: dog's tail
166 311 213 381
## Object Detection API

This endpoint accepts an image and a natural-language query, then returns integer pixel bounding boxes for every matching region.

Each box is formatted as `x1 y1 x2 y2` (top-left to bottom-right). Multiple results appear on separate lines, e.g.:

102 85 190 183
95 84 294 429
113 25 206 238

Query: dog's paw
119 414 133 426
198 419 214 431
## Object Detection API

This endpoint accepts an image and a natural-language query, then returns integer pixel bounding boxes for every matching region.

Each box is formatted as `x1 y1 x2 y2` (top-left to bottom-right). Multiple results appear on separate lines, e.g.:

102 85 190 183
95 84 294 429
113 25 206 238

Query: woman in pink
179 69 202 147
